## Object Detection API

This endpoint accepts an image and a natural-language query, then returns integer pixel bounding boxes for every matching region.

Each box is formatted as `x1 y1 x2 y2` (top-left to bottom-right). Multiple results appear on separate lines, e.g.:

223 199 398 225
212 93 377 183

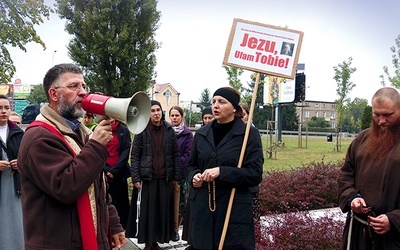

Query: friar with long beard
338 87 400 249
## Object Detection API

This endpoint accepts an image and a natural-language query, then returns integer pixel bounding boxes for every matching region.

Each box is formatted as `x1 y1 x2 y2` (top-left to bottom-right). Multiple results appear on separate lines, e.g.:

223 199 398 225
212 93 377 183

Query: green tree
281 104 298 131
242 73 270 129
245 73 266 106
346 97 368 132
0 1 51 83
224 65 244 95
26 84 47 104
307 117 330 128
347 97 368 122
198 88 212 111
184 108 201 127
333 57 357 128
253 106 273 130
56 0 160 97
341 114 356 133
191 112 202 126
361 105 372 130
380 35 400 87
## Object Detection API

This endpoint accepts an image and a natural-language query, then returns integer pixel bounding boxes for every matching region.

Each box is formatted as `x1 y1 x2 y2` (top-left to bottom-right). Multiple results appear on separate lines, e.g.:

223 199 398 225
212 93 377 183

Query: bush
256 211 345 249
259 161 342 215
256 161 346 249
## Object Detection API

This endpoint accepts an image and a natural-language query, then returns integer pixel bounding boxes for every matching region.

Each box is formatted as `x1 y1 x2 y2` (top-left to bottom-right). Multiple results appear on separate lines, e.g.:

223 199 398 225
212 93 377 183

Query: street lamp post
52 50 57 66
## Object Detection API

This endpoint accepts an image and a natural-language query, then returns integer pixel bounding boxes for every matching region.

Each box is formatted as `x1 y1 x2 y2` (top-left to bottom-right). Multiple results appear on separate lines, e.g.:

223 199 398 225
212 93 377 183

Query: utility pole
189 100 193 127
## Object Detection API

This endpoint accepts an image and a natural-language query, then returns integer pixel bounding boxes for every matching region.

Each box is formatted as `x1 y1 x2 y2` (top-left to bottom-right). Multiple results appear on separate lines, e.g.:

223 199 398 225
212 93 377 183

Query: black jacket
187 118 264 249
0 120 24 198
130 120 181 183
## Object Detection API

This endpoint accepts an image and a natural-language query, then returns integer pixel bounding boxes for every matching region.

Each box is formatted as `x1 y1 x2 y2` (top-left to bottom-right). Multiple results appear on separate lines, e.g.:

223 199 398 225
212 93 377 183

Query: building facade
296 100 337 128
147 83 180 123
147 82 204 125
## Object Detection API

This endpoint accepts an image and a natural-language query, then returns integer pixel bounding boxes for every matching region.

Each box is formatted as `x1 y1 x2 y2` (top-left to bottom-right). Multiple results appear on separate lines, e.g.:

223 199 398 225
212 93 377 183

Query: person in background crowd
104 117 132 229
169 105 194 242
128 100 181 250
201 106 214 126
187 87 264 249
239 102 256 127
0 95 25 249
10 111 22 127
83 112 98 130
18 63 126 250
338 87 400 249
239 103 250 123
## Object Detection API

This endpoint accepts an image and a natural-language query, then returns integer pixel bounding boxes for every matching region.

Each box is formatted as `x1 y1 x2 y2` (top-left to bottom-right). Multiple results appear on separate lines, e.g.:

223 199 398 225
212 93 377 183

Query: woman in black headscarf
127 100 181 250
187 87 264 250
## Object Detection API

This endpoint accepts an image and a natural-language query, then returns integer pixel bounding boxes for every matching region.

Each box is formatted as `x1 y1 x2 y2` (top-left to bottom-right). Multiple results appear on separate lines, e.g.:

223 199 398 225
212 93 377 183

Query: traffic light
294 73 306 102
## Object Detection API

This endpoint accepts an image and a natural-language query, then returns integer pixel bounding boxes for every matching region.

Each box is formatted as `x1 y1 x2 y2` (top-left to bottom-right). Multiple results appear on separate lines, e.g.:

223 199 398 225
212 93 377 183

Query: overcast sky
7 0 400 104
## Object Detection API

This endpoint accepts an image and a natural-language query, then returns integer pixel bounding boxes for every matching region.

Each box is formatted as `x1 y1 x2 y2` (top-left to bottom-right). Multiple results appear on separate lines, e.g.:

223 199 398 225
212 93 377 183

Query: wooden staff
174 181 181 235
218 72 260 249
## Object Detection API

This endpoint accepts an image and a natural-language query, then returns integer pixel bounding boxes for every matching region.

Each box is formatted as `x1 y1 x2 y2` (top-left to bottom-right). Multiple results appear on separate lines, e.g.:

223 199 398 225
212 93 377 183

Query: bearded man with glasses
18 63 126 250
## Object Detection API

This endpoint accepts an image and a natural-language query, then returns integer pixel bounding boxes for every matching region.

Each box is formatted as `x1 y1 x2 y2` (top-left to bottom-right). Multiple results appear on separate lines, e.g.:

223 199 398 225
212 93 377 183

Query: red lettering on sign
239 33 276 53
254 52 290 68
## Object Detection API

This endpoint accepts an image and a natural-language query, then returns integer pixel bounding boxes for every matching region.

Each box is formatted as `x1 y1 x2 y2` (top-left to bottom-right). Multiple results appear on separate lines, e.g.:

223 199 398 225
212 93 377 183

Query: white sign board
263 76 295 105
279 78 296 103
223 19 304 79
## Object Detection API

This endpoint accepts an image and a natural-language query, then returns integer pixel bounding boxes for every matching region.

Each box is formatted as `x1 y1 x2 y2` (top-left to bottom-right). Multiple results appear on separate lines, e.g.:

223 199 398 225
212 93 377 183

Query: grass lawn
261 135 354 172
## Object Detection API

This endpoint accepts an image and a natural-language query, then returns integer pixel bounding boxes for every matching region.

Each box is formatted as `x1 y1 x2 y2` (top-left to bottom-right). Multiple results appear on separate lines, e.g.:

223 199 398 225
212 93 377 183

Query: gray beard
58 95 84 120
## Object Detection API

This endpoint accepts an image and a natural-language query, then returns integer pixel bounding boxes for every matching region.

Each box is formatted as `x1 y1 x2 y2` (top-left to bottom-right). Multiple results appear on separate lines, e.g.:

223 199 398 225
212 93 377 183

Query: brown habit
338 129 400 249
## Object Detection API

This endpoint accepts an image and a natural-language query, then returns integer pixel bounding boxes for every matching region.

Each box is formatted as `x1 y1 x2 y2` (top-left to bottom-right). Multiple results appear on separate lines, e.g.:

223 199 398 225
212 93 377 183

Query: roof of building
153 83 180 95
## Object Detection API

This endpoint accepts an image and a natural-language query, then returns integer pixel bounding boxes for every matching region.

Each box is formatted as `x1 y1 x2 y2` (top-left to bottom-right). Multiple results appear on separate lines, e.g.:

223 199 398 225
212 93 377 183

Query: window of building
305 102 310 107
305 111 310 118
163 90 171 105
323 103 326 108
315 111 319 117
323 112 326 118
315 103 319 107
331 112 336 119
332 104 336 108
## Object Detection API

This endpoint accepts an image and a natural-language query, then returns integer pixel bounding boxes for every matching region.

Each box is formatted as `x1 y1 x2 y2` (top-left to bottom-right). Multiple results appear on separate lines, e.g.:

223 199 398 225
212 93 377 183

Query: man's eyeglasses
0 106 11 111
54 83 89 92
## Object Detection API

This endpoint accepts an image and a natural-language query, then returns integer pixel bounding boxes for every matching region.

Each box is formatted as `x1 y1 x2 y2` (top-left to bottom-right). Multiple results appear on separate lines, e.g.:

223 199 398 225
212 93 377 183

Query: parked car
21 103 43 124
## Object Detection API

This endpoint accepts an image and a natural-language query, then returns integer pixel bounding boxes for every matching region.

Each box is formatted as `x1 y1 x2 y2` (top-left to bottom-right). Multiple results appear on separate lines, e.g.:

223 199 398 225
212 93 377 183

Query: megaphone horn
82 91 150 134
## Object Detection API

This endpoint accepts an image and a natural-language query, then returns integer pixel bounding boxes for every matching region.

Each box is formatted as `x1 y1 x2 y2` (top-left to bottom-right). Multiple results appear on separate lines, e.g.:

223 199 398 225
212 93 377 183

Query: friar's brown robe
338 128 400 249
